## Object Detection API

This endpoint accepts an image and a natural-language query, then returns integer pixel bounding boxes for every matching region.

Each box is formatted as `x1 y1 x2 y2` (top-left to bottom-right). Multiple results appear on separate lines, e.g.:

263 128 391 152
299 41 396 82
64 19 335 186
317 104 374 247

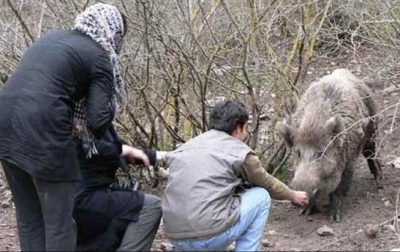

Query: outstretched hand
289 190 309 207
122 145 150 167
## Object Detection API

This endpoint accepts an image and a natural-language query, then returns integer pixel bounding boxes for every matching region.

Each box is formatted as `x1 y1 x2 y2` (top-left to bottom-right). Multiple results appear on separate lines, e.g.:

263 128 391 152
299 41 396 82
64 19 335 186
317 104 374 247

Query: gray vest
162 130 252 240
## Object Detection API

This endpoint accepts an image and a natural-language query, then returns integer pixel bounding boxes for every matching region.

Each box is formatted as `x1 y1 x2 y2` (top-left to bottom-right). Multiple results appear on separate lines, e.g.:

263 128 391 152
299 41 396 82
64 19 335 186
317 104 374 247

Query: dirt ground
0 169 17 251
2 51 400 251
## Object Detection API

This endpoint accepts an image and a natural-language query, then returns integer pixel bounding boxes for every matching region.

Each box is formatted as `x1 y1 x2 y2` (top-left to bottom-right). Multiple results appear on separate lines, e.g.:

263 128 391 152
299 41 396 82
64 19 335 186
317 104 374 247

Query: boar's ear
325 116 342 136
276 121 296 148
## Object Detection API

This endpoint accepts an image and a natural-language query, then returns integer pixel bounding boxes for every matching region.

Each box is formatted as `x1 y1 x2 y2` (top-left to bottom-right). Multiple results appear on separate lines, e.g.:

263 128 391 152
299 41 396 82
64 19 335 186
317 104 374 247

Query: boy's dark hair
209 99 249 135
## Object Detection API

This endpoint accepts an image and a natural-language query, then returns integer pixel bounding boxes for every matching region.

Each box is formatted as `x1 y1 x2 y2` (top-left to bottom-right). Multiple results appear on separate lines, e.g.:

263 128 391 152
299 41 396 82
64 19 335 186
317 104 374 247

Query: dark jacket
76 126 127 194
74 126 144 247
0 30 115 181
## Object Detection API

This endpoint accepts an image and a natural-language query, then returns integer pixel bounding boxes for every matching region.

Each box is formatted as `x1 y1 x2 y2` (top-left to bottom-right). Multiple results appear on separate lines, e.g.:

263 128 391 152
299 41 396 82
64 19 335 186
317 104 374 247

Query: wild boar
277 69 382 222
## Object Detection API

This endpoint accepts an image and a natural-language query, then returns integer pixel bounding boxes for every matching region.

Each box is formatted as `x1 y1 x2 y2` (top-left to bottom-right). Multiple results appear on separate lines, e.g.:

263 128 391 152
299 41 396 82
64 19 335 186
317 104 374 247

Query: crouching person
73 125 162 251
162 99 309 251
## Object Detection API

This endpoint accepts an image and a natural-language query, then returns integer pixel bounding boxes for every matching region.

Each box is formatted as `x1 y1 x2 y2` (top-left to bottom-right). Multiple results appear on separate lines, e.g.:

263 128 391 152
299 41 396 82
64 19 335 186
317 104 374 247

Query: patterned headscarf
72 3 128 157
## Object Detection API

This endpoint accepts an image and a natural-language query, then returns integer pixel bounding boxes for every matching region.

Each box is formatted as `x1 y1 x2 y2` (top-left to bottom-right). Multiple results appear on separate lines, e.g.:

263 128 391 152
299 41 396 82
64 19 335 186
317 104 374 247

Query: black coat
74 127 144 247
76 126 126 193
0 30 115 181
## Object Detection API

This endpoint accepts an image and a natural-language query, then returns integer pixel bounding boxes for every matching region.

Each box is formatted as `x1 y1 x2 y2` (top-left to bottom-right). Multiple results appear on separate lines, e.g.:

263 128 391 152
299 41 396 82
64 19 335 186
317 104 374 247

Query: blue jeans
172 187 271 251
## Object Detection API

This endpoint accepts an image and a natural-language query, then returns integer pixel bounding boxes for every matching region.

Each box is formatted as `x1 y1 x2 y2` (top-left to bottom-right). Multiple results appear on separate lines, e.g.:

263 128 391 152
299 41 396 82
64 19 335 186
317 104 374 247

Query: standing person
162 99 310 251
73 125 163 251
0 3 128 251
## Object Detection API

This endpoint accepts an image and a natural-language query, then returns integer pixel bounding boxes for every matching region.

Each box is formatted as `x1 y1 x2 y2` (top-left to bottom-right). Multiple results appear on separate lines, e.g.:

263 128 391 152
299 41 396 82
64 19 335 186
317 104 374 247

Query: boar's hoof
329 211 341 222
376 179 383 190
330 213 341 222
369 177 384 190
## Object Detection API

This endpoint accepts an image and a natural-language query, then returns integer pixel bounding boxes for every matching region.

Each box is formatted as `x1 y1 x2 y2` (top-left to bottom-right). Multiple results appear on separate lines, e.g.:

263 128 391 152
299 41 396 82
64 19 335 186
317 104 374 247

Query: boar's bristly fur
277 69 382 222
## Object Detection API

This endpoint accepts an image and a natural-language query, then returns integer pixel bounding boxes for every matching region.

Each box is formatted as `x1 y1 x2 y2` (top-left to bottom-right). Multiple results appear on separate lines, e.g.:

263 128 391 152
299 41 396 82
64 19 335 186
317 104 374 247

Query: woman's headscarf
72 3 128 157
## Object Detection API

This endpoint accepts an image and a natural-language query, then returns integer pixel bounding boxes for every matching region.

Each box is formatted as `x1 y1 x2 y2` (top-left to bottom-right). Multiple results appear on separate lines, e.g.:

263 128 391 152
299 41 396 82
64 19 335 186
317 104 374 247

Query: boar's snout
289 173 320 201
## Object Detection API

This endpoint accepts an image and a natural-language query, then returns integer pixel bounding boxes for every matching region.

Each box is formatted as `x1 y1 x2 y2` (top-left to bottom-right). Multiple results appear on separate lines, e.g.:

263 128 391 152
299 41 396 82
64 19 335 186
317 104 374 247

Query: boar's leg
362 138 382 182
340 163 354 197
329 192 342 222
329 165 354 222
362 118 383 182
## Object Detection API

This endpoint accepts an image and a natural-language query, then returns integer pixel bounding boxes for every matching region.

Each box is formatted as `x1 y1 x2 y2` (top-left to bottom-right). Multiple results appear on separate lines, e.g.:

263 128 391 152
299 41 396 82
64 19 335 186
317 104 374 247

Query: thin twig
6 0 34 42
